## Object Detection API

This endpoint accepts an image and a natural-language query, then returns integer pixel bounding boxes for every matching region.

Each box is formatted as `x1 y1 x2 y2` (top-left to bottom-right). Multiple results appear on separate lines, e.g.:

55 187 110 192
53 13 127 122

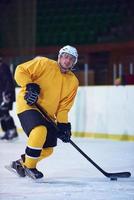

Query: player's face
58 53 76 73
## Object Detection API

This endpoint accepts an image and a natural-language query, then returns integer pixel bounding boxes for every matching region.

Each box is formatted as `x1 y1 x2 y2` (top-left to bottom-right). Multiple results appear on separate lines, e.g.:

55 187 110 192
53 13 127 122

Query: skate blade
5 164 45 182
5 164 19 176
5 164 25 178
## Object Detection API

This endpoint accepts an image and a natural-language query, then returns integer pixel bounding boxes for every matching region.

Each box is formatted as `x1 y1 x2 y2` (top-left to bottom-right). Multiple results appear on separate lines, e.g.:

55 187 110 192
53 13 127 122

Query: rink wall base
1 129 134 141
73 131 134 141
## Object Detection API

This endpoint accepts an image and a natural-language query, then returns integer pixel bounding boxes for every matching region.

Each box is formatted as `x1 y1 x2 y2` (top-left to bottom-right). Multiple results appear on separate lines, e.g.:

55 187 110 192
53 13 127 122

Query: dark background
0 0 134 85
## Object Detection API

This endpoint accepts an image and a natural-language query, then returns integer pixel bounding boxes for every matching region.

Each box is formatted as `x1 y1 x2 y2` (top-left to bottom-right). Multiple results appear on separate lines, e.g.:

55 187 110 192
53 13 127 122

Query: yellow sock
24 125 47 168
38 147 53 162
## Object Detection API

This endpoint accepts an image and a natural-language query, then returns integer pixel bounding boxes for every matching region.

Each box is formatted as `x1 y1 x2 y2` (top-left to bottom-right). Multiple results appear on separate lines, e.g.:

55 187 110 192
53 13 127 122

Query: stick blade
106 171 131 178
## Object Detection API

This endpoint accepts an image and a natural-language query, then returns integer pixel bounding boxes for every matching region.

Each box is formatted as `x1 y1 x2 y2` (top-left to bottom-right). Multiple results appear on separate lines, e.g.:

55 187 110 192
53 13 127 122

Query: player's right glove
24 83 40 106
57 122 71 143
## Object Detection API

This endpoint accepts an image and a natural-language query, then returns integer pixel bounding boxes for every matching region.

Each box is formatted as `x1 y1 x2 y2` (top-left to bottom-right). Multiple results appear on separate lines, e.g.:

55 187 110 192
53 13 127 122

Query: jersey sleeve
14 57 47 87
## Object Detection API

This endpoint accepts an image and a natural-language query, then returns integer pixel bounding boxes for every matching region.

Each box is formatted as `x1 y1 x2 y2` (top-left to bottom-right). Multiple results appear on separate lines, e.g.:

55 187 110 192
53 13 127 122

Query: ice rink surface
0 133 134 200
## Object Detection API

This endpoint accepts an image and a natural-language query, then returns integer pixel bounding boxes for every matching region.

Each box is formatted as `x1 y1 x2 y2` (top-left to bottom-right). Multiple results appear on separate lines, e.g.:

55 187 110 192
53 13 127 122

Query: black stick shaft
69 140 131 178
69 139 107 176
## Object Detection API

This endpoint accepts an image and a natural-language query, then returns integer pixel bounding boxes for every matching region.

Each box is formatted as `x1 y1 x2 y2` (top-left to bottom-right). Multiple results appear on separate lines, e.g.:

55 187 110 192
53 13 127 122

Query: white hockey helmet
58 45 78 65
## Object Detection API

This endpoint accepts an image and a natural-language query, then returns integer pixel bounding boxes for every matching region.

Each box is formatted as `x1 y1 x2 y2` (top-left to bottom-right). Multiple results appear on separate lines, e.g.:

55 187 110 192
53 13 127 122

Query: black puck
110 177 117 181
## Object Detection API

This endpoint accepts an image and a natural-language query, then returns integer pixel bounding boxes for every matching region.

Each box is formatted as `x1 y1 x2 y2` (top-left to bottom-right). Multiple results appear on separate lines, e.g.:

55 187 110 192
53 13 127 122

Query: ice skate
24 166 44 180
0 132 9 140
6 128 18 140
10 159 26 177
0 128 18 140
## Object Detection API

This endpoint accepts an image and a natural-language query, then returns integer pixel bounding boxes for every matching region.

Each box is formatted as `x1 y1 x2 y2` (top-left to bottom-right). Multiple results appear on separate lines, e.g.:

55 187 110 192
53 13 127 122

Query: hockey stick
35 103 131 179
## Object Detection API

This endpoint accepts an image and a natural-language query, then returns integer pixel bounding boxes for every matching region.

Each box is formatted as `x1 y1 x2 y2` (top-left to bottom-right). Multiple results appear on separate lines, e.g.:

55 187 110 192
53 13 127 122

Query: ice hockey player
0 56 18 140
11 45 79 179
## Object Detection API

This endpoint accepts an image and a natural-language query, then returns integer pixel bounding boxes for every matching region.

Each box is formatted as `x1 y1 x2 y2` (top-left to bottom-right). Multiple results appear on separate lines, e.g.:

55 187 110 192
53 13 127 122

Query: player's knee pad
27 125 47 148
39 147 53 161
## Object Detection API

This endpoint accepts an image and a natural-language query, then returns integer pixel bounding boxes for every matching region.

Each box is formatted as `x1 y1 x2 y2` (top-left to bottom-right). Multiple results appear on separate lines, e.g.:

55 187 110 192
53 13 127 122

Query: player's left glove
57 122 71 143
24 83 40 106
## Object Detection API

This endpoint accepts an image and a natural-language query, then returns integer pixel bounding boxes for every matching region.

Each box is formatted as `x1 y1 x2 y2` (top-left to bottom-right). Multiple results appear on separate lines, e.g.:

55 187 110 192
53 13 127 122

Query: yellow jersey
14 57 79 123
